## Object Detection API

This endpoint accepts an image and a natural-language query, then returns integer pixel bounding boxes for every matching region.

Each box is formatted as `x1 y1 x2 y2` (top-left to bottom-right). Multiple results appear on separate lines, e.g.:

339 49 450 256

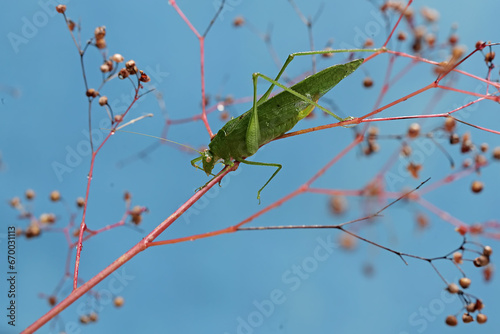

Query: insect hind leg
236 158 282 204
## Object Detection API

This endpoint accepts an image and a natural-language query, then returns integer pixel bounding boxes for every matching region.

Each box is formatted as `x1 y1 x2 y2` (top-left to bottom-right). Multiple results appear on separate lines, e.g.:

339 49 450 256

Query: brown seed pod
114 114 123 123
480 143 488 152
444 116 456 132
40 213 56 224
407 123 420 138
50 190 61 202
453 252 463 264
483 266 493 282
55 5 66 13
459 277 471 289
364 38 374 47
25 223 41 238
471 180 483 193
67 19 75 31
94 26 106 40
79 315 90 324
493 146 500 160
473 255 489 267
118 68 129 79
475 40 485 50
139 70 150 83
466 302 476 313
233 16 245 27
76 197 85 208
111 54 124 63
25 189 35 200
329 196 347 215
86 89 99 98
485 51 495 63
89 312 98 322
48 295 57 306
462 313 474 323
98 96 108 106
447 283 460 294
445 315 458 326
363 77 373 88
95 38 106 49
449 34 458 45
483 246 493 256
476 314 487 324
397 31 406 41
114 296 124 307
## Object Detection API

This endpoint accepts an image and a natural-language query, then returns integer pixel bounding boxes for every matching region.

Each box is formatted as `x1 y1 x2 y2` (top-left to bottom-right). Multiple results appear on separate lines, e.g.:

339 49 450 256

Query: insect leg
236 158 282 204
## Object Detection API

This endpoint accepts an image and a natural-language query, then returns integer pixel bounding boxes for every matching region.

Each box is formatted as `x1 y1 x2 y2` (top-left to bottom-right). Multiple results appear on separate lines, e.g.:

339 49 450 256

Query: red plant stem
23 164 237 334
169 0 213 138
383 0 413 48
73 91 140 289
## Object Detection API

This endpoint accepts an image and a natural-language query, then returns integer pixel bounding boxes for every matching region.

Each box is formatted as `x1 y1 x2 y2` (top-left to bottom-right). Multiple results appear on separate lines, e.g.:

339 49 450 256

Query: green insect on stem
192 48 379 202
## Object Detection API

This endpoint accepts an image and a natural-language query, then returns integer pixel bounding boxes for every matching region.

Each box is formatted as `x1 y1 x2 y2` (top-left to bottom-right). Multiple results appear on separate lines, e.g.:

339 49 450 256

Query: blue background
1 0 499 333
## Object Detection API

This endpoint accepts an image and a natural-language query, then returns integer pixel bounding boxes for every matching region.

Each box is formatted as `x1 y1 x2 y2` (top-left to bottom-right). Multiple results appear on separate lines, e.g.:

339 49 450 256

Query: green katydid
191 50 369 203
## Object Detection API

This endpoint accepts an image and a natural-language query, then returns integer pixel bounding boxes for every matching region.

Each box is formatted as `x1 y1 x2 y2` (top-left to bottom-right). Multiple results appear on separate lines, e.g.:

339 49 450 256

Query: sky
1 0 500 333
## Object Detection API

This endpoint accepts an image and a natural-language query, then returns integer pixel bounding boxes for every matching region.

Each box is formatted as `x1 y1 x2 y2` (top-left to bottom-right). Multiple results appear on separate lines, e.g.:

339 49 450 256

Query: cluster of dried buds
444 245 493 326
117 59 151 83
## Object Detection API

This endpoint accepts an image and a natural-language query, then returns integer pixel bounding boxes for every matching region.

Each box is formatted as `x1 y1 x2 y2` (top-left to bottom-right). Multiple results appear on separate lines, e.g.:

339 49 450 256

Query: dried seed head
329 196 347 215
466 302 476 313
420 7 439 22
447 283 460 294
118 68 129 79
445 315 458 326
452 46 465 59
130 205 144 225
407 123 420 138
95 38 106 49
475 154 487 167
89 312 98 322
50 190 61 202
100 63 111 73
363 77 374 88
462 313 474 323
449 34 459 45
473 255 489 267
416 213 429 229
86 88 99 98
219 111 229 121
485 51 495 63
475 40 485 50
462 158 472 168
475 299 484 310
453 252 463 264
79 315 90 324
98 96 108 106
55 4 66 13
483 266 493 282
76 197 85 208
9 197 21 208
25 223 41 238
459 277 471 289
425 33 436 47
483 245 493 256
364 38 374 48
94 26 106 39
407 162 422 178
67 19 75 31
25 189 35 200
139 70 150 82
111 54 124 63
476 313 487 324
444 117 456 132
114 296 124 307
233 16 245 27
126 60 137 73
455 225 468 236
124 191 131 201
471 180 483 194
114 114 123 123
480 143 488 152
493 146 500 160
40 213 56 224
339 234 356 250
48 295 57 306
397 31 407 41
